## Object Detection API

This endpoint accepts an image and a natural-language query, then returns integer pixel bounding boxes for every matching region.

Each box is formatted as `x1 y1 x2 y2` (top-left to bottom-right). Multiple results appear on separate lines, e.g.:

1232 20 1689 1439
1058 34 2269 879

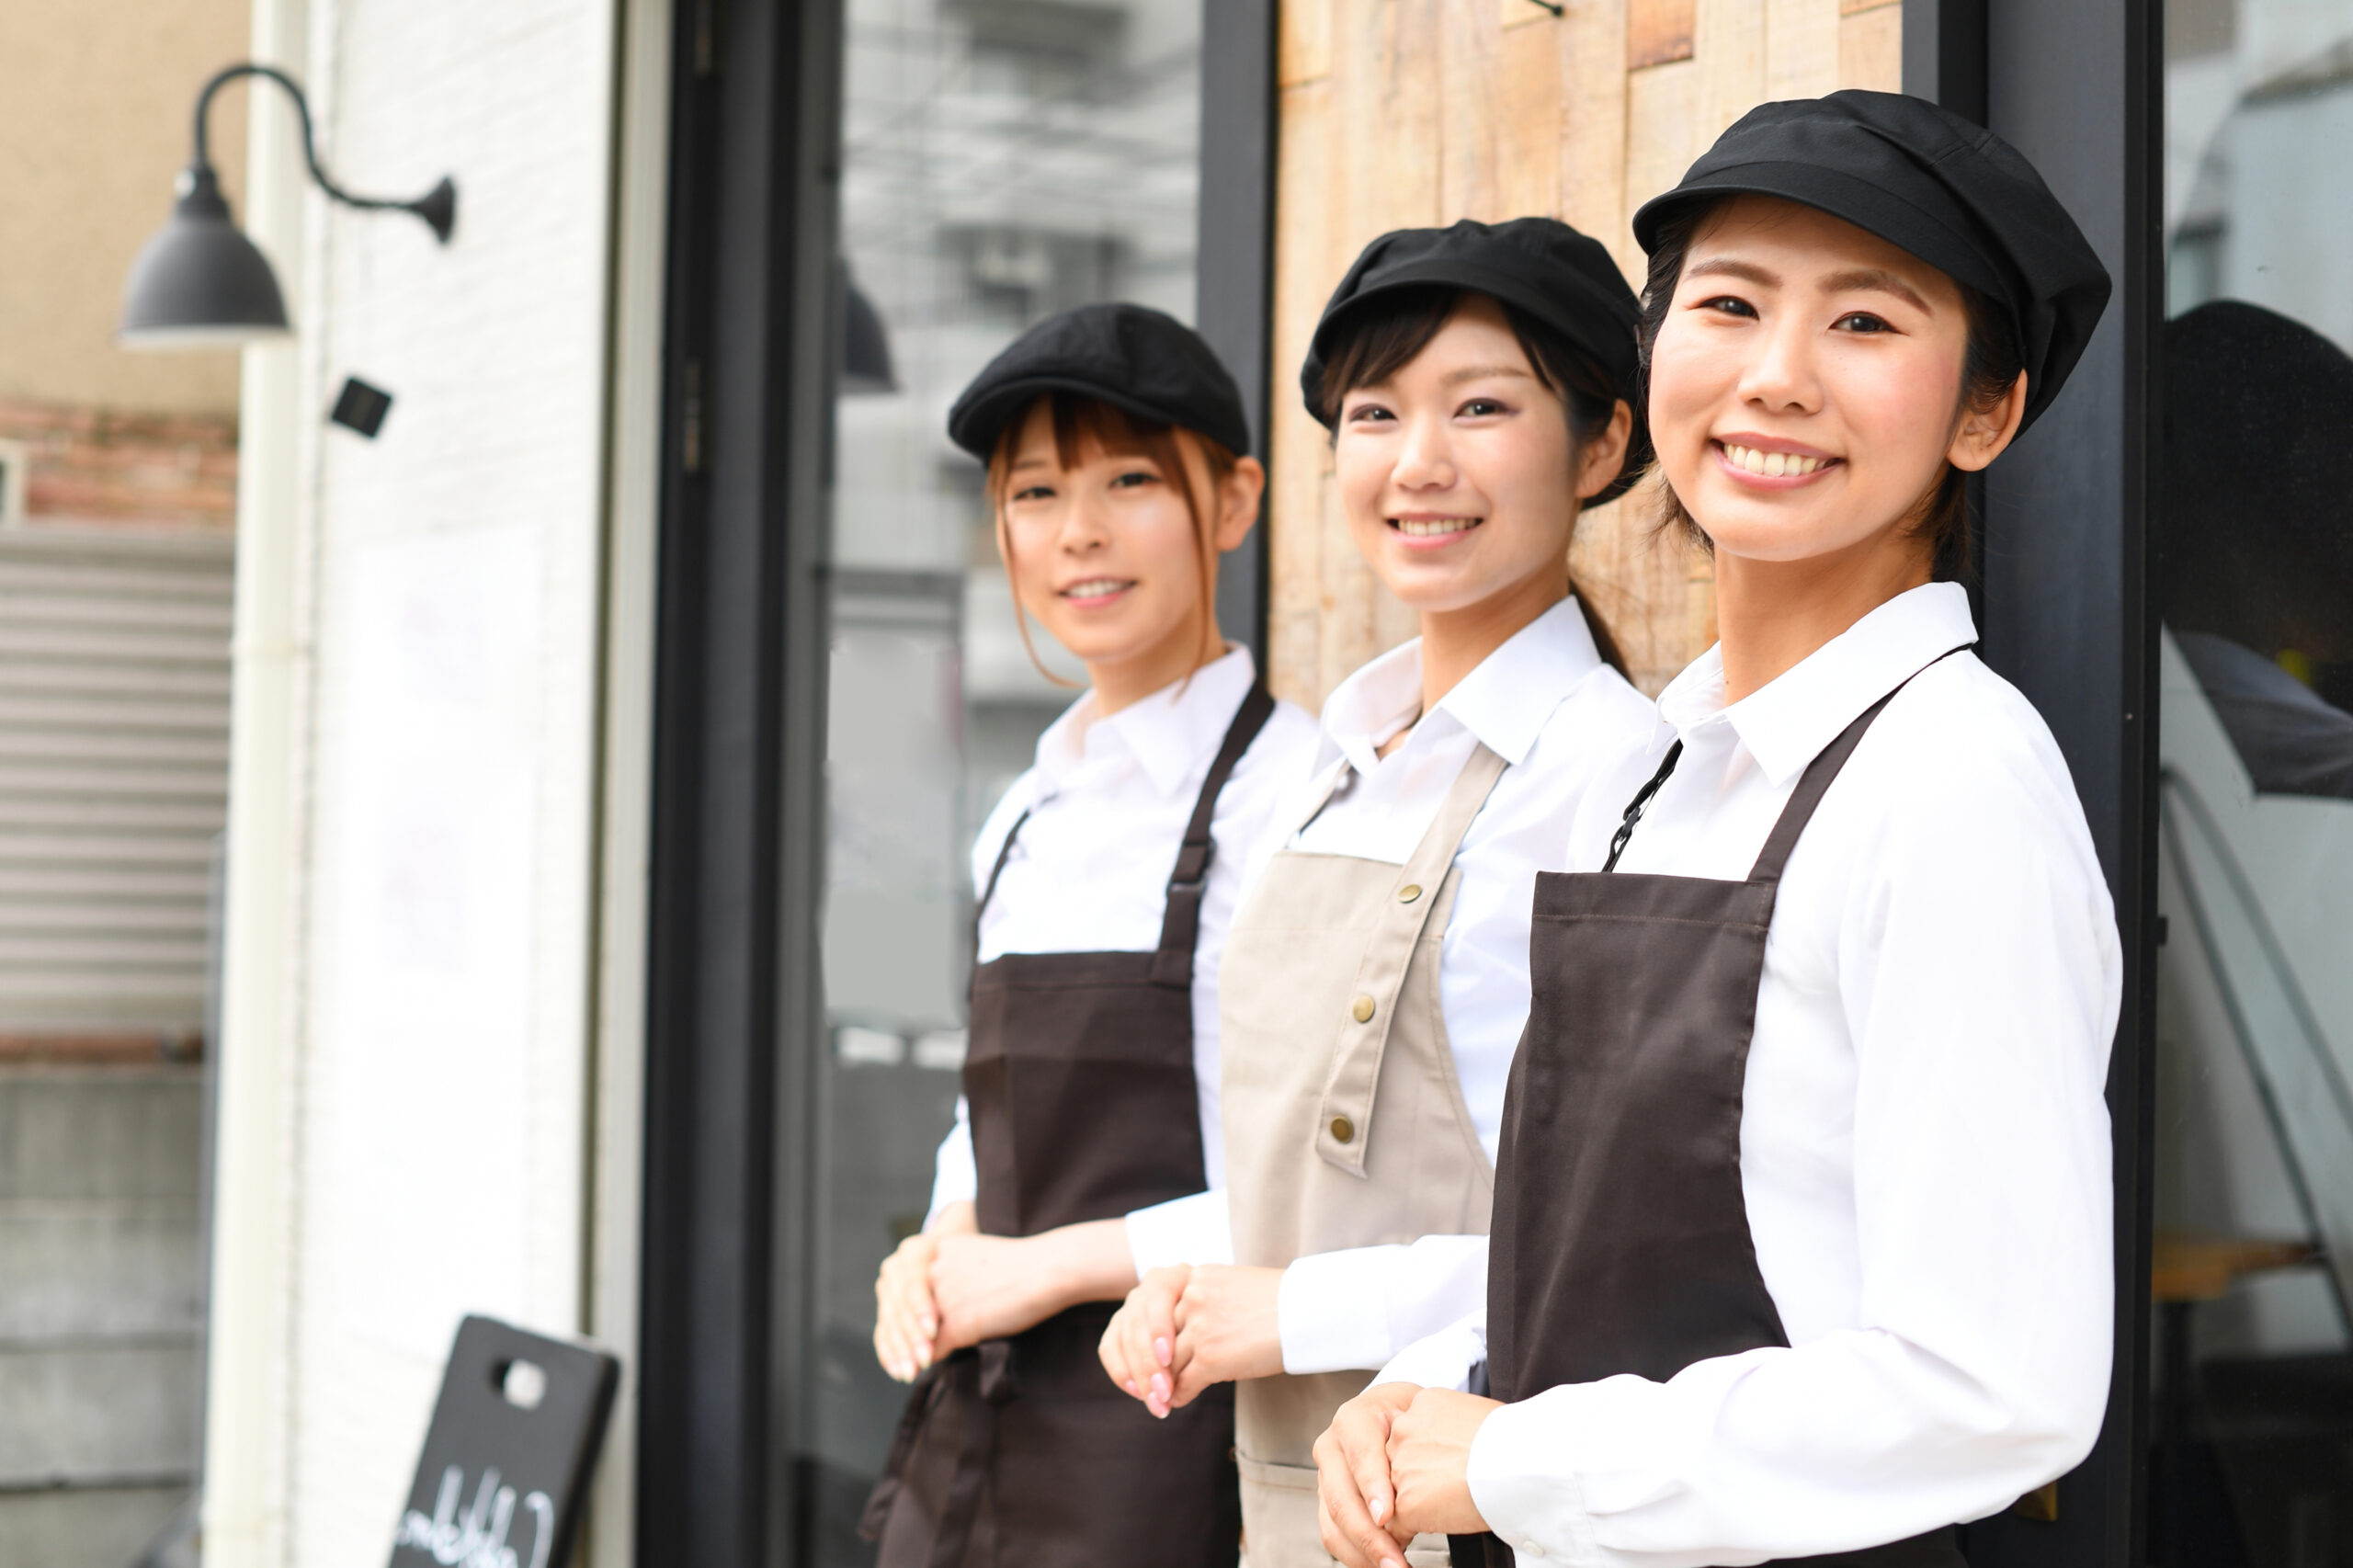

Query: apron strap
974 807 1031 924
1313 743 1509 1177
1745 647 1969 888
1149 683 1278 987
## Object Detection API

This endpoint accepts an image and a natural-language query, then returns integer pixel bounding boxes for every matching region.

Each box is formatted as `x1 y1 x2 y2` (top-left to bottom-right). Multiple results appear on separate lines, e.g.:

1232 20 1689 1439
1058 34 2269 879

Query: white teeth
1063 578 1130 597
1394 517 1480 537
1723 444 1825 477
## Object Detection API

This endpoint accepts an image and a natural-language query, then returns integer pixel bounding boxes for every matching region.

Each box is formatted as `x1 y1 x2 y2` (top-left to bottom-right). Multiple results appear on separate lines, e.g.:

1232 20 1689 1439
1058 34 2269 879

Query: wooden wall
1266 0 1904 704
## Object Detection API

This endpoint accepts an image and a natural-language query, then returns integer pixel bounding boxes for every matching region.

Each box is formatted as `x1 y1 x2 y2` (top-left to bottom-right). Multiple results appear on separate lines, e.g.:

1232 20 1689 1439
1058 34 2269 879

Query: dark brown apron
1456 669 1967 1568
861 685 1270 1568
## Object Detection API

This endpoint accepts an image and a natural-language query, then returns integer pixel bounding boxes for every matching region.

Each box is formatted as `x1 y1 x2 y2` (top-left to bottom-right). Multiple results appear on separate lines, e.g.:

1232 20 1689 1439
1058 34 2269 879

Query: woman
859 301 1319 1568
1314 91 2122 1568
1096 220 1658 1568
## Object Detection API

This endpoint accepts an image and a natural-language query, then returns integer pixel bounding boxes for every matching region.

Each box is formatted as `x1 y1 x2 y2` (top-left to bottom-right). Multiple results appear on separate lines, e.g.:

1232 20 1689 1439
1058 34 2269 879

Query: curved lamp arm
192 62 456 243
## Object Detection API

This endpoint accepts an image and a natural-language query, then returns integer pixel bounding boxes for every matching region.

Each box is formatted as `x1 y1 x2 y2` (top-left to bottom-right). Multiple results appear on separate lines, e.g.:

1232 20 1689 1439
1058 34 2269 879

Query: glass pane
798 2 1205 1555
2154 1 2353 1559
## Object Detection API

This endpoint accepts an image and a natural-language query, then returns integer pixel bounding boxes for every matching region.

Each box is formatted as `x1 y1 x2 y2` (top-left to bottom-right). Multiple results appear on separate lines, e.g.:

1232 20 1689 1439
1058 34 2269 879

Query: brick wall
0 400 237 530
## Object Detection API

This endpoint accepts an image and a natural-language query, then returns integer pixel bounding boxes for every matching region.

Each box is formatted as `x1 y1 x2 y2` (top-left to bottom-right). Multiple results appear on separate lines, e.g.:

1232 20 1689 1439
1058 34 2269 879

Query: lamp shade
118 165 290 348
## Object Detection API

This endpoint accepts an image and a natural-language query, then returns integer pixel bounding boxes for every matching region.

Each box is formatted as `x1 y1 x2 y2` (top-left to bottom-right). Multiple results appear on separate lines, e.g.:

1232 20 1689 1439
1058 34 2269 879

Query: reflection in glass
2156 1 2353 1561
798 2 1205 1557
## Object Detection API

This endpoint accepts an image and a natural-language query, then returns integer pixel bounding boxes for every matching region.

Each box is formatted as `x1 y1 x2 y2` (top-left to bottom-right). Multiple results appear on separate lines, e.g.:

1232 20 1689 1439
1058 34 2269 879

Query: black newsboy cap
1300 217 1643 430
1632 90 2110 433
948 302 1251 461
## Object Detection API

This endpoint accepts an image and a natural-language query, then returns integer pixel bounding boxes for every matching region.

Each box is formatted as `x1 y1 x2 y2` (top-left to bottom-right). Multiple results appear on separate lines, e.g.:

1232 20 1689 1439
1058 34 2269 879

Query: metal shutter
0 526 231 1035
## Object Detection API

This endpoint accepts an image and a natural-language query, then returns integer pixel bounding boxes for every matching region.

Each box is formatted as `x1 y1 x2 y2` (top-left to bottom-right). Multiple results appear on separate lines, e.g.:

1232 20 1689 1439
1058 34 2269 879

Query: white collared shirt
1131 598 1657 1374
925 647 1320 1267
1379 584 2121 1567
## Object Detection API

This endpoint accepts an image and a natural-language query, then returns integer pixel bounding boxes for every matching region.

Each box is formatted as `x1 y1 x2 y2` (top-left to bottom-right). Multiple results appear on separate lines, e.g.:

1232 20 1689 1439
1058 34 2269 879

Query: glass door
2151 0 2353 1559
796 2 1209 1555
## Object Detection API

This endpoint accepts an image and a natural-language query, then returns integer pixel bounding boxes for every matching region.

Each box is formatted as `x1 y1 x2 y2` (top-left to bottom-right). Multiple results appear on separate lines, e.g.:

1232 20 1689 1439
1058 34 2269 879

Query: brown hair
986 392 1240 685
1312 284 1639 677
1636 198 2026 582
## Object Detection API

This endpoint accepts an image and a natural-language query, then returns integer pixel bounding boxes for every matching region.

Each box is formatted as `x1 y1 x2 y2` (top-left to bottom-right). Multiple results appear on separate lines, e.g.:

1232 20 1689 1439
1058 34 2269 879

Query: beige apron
1220 744 1506 1568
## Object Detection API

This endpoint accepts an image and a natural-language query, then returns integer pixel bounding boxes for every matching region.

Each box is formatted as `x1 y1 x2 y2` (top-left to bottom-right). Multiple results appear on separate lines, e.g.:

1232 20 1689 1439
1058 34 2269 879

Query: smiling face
995 397 1260 708
1333 293 1630 625
1647 196 2025 574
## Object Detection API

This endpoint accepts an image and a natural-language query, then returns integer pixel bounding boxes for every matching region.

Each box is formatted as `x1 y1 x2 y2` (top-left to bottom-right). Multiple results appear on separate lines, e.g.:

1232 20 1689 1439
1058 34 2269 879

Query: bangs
987 392 1172 502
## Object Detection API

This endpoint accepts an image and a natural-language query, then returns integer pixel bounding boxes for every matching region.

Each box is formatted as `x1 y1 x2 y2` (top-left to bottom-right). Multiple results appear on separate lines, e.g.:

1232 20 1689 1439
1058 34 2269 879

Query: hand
1385 1388 1499 1539
873 1201 975 1381
1164 1264 1285 1406
928 1233 1063 1352
1315 1382 1419 1568
931 1215 1140 1355
1100 1265 1191 1414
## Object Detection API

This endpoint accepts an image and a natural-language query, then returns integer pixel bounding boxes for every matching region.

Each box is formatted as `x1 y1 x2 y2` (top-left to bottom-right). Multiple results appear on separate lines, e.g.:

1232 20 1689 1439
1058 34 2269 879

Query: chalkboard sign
387 1315 620 1568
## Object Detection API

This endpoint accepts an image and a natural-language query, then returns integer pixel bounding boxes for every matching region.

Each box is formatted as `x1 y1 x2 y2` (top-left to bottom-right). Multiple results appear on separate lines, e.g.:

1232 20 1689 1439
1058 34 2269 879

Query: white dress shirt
1131 599 1657 1374
1377 584 2121 1567
925 647 1319 1278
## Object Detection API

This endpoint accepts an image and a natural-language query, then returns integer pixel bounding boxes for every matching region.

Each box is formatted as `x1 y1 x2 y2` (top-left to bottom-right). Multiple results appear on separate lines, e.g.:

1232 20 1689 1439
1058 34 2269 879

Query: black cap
1632 90 2109 433
947 302 1251 461
1300 217 1643 431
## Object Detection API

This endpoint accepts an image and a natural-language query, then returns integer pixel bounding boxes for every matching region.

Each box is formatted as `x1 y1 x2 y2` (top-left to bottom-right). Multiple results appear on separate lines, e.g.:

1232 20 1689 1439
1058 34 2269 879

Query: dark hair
1311 284 1643 676
1636 199 2026 583
986 392 1238 686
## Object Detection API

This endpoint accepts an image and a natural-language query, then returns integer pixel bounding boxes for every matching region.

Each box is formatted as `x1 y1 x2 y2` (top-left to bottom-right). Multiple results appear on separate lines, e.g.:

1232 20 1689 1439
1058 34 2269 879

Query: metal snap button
1397 882 1422 903
1350 994 1375 1023
1330 1115 1355 1143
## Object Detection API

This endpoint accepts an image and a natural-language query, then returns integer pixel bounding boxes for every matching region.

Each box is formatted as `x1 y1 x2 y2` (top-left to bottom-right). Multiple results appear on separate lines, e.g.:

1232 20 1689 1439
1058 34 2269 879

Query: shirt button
1397 882 1422 903
1521 1547 1545 1561
1329 1115 1355 1143
1350 994 1375 1023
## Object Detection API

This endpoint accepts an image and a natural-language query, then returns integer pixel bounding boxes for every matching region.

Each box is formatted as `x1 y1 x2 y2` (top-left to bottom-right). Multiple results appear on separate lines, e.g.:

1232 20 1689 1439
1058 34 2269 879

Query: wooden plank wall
1267 0 1904 705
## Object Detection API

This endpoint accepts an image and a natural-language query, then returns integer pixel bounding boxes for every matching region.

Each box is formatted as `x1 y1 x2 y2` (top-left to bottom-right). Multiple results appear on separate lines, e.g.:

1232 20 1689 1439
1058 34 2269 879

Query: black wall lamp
119 62 457 349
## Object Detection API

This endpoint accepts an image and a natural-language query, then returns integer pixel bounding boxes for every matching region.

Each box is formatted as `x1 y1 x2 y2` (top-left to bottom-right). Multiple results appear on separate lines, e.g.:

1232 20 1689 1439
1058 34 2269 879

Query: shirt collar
1313 597 1607 775
1032 643 1260 798
1655 581 1978 786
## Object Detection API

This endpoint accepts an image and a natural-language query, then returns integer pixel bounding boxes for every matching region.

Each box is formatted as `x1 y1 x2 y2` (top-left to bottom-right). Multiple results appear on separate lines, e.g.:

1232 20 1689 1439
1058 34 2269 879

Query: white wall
207 0 642 1562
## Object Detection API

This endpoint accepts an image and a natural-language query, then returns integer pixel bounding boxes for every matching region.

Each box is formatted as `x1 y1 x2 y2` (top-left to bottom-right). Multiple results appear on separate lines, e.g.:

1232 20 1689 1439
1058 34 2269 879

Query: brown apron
861 686 1271 1568
1222 744 1507 1568
1458 672 1965 1568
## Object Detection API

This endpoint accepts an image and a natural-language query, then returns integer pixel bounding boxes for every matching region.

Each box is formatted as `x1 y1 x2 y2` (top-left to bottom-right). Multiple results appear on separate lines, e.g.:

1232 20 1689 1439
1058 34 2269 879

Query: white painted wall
206 0 653 1562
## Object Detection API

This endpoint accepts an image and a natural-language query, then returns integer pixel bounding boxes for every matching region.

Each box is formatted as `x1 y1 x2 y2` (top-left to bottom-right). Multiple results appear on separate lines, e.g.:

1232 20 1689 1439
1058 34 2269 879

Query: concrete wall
1267 0 1904 704
200 0 631 1562
0 1064 203 1568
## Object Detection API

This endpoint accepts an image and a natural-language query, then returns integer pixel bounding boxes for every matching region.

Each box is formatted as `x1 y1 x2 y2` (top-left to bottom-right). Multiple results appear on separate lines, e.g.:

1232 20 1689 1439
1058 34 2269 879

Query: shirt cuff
924 1102 976 1230
1466 1388 1608 1566
1278 1246 1412 1373
1373 1316 1487 1392
1124 1188 1233 1276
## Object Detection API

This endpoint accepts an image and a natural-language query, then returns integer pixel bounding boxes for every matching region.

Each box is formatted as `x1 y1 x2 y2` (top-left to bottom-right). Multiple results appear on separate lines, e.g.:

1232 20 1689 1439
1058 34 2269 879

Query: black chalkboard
387 1315 620 1568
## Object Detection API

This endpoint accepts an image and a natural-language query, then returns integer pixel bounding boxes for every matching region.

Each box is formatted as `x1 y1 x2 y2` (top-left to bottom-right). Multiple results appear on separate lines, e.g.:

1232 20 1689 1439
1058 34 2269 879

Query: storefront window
800 0 1204 1553
2154 0 2353 1559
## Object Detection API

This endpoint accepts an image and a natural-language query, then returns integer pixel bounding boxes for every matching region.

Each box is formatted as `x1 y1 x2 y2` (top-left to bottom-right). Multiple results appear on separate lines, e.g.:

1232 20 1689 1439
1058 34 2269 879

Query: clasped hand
1097 1262 1286 1416
873 1205 1132 1381
1313 1382 1498 1568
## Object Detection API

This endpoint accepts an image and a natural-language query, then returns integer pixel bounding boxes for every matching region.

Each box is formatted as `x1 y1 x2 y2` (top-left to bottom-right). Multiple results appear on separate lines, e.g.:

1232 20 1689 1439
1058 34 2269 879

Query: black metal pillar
1908 3 2161 1565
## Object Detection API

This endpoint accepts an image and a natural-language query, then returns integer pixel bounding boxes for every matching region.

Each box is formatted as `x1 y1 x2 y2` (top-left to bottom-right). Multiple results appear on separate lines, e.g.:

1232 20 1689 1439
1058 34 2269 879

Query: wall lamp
119 62 457 349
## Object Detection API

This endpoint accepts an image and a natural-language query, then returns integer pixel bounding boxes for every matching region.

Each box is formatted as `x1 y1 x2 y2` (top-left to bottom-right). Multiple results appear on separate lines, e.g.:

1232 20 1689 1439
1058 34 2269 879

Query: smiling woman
1640 199 2028 590
1312 93 2124 1568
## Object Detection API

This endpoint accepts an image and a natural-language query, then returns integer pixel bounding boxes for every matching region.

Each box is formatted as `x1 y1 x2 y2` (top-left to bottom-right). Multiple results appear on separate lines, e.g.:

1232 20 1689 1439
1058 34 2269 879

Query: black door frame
1907 4 2163 1565
633 3 1279 1560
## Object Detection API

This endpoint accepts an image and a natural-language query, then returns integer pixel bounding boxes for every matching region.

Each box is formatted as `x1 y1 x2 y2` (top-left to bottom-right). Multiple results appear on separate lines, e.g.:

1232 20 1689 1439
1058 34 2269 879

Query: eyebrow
1818 267 1931 312
1438 363 1537 386
1687 256 1931 312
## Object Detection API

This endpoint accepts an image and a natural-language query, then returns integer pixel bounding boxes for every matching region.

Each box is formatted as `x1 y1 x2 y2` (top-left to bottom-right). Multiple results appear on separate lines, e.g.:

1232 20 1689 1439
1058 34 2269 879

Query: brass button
1350 994 1375 1023
1397 883 1422 903
1330 1115 1356 1144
